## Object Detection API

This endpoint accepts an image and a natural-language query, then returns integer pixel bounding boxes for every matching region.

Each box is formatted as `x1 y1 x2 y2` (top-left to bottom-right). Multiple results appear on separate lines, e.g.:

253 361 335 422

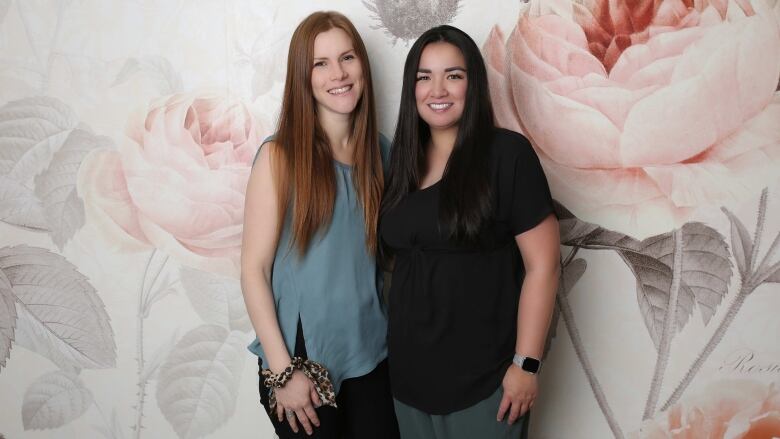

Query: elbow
240 258 272 291
550 263 561 285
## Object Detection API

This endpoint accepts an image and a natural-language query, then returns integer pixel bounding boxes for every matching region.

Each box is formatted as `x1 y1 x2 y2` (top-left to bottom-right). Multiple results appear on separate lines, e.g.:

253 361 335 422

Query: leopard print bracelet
260 357 337 412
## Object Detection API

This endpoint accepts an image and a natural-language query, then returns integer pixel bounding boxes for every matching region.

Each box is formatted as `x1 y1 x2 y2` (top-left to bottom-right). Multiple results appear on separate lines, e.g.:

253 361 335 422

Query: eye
313 61 326 68
342 54 355 61
447 73 464 80
416 75 430 81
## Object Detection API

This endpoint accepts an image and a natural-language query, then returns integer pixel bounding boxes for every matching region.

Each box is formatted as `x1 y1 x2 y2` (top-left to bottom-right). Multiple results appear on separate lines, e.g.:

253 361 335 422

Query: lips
328 84 353 95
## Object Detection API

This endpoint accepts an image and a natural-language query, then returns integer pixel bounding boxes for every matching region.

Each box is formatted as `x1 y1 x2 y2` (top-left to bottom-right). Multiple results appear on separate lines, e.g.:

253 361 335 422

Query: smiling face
310 27 364 118
415 42 468 134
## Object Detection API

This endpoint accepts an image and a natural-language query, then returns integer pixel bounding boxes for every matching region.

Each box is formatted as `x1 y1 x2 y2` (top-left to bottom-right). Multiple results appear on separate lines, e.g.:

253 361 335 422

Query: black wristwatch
512 354 541 374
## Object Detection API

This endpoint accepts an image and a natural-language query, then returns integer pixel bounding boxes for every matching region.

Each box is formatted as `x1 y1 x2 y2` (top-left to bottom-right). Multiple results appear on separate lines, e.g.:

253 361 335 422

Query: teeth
328 85 352 95
429 103 452 110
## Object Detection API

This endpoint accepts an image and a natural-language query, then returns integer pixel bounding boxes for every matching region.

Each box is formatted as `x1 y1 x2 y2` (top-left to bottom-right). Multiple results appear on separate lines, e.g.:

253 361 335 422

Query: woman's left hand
497 364 538 424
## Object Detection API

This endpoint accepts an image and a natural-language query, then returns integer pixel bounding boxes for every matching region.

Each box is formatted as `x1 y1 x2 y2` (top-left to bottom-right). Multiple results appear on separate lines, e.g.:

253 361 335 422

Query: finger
508 400 522 424
287 410 299 434
310 386 322 408
496 394 511 421
276 404 284 423
296 409 313 435
518 401 531 419
304 404 320 427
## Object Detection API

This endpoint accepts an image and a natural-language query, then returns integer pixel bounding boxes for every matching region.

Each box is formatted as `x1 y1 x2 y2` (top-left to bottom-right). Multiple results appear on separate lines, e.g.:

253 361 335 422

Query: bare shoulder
252 140 281 170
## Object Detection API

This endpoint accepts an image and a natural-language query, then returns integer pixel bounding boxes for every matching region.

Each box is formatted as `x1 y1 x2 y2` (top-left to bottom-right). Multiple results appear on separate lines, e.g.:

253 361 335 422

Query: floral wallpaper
0 1 778 439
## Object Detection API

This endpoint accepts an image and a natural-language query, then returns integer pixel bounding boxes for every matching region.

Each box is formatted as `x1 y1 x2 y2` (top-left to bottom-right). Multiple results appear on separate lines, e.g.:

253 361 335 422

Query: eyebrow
417 66 467 73
313 49 355 61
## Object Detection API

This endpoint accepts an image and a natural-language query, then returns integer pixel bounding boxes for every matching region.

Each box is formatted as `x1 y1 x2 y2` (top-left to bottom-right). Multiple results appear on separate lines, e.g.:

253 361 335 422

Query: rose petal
484 26 524 134
126 172 246 239
527 0 575 19
610 26 706 87
564 79 659 128
620 14 780 166
654 0 700 26
540 156 689 236
178 223 243 252
633 380 780 438
512 65 623 168
644 162 740 208
137 217 238 277
517 14 605 81
77 149 150 247
708 94 780 165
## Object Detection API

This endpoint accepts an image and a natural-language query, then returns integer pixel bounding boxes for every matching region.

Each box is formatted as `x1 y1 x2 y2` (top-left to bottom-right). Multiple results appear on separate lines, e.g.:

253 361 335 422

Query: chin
422 116 458 130
332 102 359 114
318 99 359 116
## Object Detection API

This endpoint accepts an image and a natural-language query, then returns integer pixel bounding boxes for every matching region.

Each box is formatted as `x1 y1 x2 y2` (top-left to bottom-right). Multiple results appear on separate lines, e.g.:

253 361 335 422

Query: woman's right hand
274 370 322 435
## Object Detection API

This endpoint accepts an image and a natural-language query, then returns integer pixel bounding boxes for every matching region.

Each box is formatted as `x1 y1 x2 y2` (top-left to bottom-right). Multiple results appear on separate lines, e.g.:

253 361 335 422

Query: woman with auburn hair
241 11 399 439
380 25 560 438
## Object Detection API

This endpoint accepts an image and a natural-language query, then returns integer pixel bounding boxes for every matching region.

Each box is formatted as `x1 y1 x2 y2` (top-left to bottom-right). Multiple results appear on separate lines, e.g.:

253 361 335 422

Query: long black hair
381 25 495 243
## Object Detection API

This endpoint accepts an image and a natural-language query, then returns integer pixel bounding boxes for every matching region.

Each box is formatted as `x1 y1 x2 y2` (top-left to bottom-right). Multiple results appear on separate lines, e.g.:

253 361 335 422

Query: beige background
1 1 779 438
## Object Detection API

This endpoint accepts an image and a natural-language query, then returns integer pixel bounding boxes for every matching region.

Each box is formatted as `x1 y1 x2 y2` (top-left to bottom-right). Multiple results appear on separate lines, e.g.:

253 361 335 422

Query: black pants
258 320 400 439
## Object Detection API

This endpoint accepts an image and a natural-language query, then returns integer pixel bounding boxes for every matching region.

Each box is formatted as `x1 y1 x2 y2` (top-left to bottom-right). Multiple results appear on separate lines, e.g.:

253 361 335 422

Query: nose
330 62 347 81
430 77 447 98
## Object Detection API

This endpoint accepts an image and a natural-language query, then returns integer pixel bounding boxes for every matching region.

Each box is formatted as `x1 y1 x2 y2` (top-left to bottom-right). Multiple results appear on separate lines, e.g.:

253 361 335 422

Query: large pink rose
79 93 265 277
632 379 780 438
485 0 780 236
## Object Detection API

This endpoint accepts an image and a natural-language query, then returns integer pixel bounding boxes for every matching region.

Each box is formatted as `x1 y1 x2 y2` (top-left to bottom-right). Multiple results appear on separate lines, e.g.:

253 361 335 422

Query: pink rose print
632 379 780 438
484 0 780 236
79 93 265 277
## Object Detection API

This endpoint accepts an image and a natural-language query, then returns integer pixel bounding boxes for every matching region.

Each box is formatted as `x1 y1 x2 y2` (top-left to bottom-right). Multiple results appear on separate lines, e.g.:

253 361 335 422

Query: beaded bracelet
260 357 337 411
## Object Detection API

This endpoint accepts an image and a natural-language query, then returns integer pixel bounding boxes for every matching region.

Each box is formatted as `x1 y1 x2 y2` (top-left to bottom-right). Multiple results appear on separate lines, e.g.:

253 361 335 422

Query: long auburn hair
382 25 495 243
273 11 383 255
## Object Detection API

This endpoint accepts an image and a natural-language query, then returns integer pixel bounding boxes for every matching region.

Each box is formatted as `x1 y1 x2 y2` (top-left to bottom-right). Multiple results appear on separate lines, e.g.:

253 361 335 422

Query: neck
429 126 458 157
318 109 352 152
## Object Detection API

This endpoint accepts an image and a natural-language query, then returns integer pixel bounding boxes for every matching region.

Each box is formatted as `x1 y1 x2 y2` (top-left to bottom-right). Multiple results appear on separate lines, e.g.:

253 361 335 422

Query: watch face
522 357 541 373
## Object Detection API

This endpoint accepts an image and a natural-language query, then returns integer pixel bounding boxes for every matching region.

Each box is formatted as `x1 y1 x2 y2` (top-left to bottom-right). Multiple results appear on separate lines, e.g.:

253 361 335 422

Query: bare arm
514 213 560 359
498 213 560 424
240 143 291 373
241 143 322 434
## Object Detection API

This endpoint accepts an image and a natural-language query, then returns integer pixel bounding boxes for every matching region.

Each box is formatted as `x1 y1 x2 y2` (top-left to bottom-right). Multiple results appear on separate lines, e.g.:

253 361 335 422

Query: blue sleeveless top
248 135 390 393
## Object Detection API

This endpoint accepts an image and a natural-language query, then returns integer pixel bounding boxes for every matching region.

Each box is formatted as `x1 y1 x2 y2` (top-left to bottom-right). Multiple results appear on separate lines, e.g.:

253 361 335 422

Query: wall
0 1 778 438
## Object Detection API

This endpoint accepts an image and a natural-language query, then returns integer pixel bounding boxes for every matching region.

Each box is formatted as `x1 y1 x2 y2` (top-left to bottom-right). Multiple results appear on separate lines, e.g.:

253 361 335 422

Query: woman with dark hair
241 11 399 439
380 25 560 438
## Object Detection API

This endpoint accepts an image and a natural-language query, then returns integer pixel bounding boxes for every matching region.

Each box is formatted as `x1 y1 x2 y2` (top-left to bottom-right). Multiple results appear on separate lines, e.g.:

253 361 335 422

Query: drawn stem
558 259 625 439
563 246 580 267
662 190 772 411
748 189 768 272
660 277 750 411
133 250 158 438
643 229 684 419
133 311 146 435
755 230 780 277
45 1 65 94
140 254 169 315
